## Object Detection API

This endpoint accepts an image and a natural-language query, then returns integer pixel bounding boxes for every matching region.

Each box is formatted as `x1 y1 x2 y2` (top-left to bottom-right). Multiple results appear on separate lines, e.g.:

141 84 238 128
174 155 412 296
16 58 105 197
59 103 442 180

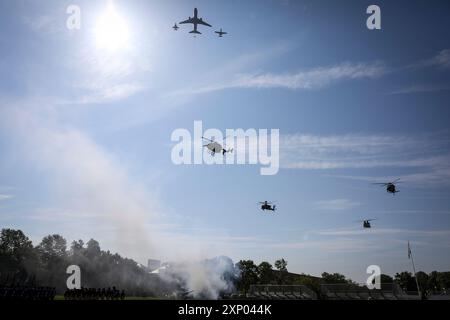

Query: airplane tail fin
273 205 276 211
189 30 201 34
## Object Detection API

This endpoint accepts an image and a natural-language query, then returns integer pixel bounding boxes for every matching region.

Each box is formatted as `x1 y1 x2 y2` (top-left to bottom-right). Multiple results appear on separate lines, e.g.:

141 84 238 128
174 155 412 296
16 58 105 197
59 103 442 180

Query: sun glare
94 3 130 52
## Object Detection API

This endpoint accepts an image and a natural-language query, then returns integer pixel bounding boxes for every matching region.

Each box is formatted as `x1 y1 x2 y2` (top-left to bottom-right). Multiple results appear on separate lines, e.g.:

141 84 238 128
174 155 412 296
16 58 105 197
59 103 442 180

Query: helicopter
357 219 377 229
373 178 401 195
202 136 233 156
259 201 276 212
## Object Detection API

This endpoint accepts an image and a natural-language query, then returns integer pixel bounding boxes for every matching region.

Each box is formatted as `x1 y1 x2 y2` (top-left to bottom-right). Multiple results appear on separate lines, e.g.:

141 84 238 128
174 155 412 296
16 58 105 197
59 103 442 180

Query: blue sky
1 0 450 282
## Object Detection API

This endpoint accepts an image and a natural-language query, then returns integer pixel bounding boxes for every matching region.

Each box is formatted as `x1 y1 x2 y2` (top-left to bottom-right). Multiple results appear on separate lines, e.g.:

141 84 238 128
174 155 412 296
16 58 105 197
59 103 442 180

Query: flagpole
408 241 421 298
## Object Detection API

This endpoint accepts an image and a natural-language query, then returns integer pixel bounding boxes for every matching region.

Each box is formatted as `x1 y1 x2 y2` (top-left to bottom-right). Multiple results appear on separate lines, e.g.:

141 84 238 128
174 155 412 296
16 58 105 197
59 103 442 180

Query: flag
408 241 412 259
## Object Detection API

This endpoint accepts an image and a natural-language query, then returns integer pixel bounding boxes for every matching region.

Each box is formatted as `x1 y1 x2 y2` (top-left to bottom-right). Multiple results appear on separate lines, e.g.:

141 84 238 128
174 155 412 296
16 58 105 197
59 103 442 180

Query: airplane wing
198 19 212 27
179 18 195 24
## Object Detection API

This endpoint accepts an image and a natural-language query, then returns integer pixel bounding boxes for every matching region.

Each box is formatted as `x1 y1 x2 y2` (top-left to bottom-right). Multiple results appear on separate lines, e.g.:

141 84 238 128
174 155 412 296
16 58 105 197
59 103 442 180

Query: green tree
235 260 258 295
37 234 67 264
437 272 450 291
257 261 273 284
321 272 349 284
416 271 429 294
36 234 68 290
86 239 101 258
0 228 36 277
394 271 417 292
274 258 288 284
380 274 394 283
70 240 84 253
274 259 287 272
428 271 441 292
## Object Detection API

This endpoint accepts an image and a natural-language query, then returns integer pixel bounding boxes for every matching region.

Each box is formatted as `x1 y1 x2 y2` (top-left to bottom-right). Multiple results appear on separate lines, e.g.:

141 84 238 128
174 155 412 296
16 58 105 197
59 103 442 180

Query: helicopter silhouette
373 178 402 195
202 136 233 156
259 201 276 212
357 219 377 229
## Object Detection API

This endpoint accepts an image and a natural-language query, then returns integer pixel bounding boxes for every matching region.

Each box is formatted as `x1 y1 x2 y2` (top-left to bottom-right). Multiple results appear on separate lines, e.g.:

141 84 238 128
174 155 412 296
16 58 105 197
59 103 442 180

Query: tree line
1 228 449 298
234 259 450 297
0 228 170 296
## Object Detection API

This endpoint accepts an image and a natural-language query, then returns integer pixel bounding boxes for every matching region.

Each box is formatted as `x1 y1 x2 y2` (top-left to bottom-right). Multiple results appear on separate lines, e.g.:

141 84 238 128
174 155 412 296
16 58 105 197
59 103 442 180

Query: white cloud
0 194 13 201
313 227 450 239
172 61 387 97
423 49 450 69
279 133 450 184
314 199 361 211
75 83 144 104
390 83 450 95
233 62 386 90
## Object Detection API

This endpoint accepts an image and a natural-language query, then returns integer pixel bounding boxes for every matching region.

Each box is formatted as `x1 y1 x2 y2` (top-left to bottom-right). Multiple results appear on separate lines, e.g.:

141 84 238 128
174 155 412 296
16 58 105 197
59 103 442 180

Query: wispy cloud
233 62 386 90
313 227 450 238
172 61 387 97
0 194 13 201
279 133 450 180
314 199 361 211
390 83 450 95
74 83 144 104
422 49 450 70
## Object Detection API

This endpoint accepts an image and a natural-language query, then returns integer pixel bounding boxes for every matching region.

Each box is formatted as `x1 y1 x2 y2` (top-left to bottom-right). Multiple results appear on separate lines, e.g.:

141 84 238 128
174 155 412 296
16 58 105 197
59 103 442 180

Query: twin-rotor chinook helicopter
357 219 377 229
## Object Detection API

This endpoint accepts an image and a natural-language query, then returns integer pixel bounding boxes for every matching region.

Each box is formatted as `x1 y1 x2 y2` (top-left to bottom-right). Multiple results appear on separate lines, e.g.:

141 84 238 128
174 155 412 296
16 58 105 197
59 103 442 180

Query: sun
94 2 130 52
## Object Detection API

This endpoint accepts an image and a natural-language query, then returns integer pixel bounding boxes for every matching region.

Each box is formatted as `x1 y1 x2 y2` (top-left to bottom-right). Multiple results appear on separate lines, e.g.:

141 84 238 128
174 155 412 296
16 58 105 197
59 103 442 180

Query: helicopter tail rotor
223 148 234 155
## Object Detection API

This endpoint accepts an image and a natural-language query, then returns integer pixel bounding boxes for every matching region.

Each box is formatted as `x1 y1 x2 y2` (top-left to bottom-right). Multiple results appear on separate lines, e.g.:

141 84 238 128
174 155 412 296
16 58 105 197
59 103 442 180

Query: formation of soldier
64 286 126 300
0 286 56 300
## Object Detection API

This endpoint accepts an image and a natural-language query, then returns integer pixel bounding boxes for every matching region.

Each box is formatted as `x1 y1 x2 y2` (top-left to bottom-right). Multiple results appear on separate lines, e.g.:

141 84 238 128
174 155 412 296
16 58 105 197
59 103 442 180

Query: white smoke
159 256 237 299
0 103 237 299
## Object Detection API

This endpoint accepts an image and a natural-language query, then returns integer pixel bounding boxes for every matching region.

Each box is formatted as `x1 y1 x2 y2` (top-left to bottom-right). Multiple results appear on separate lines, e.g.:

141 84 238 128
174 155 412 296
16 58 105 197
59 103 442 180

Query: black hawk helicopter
357 219 377 229
259 201 276 212
373 178 401 195
202 136 233 156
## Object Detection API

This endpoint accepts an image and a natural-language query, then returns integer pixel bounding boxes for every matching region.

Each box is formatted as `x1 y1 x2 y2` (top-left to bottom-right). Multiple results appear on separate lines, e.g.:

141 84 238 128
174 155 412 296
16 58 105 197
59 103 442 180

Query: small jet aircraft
259 201 276 212
202 136 233 156
373 178 401 195
173 23 179 31
215 28 227 37
179 8 212 34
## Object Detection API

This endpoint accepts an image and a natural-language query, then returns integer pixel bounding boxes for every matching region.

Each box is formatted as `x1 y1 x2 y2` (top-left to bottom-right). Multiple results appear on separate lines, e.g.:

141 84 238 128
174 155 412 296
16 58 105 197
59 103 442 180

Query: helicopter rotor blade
202 136 214 143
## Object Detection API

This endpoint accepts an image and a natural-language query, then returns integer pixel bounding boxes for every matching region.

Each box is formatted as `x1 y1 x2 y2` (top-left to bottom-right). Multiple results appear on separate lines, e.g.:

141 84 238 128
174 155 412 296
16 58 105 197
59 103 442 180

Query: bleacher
248 285 318 300
320 283 420 300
